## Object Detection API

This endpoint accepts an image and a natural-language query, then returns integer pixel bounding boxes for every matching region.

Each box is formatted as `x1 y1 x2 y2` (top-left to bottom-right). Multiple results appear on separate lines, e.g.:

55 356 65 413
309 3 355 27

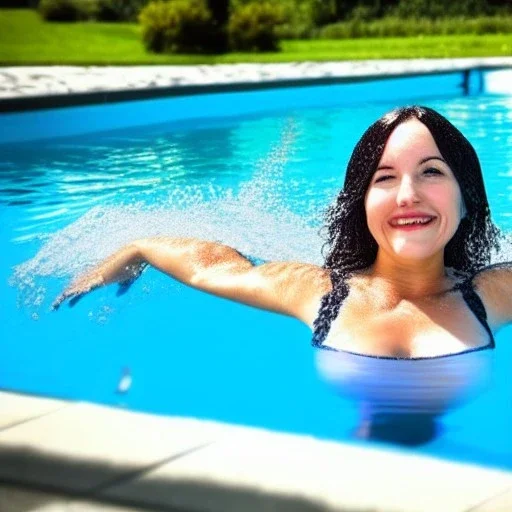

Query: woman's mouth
389 216 436 230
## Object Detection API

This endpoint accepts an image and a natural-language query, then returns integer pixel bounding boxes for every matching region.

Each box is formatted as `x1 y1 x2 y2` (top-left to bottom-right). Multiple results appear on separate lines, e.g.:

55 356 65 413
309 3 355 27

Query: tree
205 0 229 50
207 0 229 25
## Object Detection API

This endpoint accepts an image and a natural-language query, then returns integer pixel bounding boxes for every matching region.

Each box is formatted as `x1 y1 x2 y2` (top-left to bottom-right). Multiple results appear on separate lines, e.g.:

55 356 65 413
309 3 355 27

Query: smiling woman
52 105 512 442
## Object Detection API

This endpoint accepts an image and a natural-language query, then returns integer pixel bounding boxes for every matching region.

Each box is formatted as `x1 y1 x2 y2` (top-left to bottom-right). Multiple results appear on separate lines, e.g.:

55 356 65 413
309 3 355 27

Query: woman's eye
424 167 443 176
374 174 394 183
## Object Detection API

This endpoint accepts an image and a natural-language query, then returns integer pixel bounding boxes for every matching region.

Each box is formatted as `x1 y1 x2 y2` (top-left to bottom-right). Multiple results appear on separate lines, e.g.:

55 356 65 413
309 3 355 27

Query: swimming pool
1 69 512 470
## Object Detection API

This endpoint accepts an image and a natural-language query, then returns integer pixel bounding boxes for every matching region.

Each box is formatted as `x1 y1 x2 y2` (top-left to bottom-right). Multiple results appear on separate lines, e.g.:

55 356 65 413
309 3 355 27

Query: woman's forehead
379 119 441 163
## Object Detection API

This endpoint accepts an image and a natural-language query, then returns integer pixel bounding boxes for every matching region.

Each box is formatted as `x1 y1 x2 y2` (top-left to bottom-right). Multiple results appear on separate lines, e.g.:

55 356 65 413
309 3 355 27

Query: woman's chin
389 247 438 262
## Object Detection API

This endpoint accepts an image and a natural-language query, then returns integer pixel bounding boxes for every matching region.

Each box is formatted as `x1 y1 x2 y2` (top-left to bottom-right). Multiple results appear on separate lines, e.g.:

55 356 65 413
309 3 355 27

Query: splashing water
492 231 512 264
10 118 324 313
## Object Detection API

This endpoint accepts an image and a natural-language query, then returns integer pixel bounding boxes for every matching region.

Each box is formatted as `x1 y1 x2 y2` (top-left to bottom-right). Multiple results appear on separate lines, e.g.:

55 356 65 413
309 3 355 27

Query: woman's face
364 119 464 263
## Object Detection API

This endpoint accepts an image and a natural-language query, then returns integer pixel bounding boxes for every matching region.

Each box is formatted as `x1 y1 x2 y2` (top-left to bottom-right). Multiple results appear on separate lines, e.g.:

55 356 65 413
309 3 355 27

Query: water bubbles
494 231 512 264
10 117 323 316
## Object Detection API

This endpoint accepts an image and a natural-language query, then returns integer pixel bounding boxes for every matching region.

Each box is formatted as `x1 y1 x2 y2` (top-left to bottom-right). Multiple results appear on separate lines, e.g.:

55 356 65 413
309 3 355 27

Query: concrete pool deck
1 57 512 110
2 390 512 512
2 58 512 510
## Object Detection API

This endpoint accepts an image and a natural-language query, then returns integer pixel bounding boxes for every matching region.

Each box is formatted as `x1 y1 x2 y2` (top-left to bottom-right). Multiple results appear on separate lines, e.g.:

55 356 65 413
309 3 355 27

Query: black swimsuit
312 269 496 357
312 268 501 423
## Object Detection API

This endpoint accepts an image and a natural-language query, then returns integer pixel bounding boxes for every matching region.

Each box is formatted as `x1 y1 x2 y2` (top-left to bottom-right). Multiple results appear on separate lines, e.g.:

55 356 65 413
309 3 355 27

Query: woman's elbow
130 238 157 261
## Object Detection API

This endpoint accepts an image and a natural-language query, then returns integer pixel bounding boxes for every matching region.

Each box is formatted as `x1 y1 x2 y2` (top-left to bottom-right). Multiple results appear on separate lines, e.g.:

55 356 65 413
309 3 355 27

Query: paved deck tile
0 484 60 512
0 391 69 431
0 484 149 512
469 486 512 512
0 401 227 493
103 428 512 512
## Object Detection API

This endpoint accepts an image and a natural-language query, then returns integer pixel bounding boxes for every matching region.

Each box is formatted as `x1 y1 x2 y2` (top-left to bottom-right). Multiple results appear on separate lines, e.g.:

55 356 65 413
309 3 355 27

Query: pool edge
1 389 511 512
1 59 512 113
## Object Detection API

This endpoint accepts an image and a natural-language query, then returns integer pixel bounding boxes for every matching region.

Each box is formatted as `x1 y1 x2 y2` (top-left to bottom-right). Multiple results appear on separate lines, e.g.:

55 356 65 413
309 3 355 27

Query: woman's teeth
392 217 433 226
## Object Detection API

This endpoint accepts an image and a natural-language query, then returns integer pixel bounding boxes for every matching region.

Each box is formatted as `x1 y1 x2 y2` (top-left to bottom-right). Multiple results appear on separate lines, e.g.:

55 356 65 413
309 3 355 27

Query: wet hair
323 105 499 274
313 105 501 345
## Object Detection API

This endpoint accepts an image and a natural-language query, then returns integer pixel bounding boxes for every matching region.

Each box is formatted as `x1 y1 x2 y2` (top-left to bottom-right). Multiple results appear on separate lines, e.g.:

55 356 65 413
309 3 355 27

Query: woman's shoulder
469 262 512 329
292 264 333 298
269 263 332 327
265 262 332 286
470 261 512 287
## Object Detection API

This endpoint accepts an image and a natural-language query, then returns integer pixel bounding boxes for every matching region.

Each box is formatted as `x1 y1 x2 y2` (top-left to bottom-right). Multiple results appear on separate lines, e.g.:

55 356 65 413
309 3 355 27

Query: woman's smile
389 213 437 230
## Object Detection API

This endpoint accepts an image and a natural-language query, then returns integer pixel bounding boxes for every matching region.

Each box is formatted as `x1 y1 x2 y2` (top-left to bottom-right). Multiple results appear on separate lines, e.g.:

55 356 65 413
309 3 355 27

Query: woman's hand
52 243 144 310
52 271 105 310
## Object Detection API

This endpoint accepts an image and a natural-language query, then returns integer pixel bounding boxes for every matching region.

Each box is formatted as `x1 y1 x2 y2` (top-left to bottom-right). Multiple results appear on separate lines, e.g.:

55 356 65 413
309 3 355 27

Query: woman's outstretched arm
52 237 331 325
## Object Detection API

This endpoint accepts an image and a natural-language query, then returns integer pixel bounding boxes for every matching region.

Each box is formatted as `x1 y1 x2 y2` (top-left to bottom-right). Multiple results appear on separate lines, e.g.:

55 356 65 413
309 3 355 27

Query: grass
0 8 511 65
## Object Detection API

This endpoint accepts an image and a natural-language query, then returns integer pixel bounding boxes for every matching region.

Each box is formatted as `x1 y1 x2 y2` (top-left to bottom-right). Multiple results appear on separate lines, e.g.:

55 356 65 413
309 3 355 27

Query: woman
53 106 512 440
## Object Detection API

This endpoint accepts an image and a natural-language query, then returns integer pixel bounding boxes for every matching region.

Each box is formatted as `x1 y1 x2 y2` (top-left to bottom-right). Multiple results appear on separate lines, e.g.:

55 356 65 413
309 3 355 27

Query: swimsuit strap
312 269 349 347
453 276 495 348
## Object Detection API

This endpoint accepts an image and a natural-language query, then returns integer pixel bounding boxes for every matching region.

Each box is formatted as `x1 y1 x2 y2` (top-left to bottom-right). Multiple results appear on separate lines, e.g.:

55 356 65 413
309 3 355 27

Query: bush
139 0 216 53
275 21 314 40
272 0 317 40
0 0 38 6
38 0 95 21
94 0 149 21
388 0 491 19
465 16 512 34
299 0 337 26
348 4 379 22
228 2 284 52
318 15 512 39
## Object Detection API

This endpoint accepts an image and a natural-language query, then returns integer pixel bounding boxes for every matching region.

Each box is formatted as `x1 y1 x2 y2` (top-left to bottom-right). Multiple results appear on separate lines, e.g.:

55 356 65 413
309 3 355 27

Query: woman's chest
324 287 490 358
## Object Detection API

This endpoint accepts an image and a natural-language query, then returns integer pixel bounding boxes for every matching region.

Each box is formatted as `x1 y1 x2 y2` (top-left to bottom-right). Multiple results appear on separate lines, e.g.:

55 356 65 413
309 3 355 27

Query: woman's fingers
52 274 104 310
51 294 67 310
52 286 86 310
51 289 82 310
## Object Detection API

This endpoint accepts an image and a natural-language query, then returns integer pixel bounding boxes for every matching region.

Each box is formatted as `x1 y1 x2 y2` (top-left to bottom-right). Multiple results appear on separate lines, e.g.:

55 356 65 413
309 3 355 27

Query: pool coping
1 57 512 112
1 389 512 512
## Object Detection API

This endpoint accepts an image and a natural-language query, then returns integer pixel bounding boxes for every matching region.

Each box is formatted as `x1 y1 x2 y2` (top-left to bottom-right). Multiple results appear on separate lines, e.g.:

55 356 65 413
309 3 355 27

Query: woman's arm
473 263 512 330
53 237 331 325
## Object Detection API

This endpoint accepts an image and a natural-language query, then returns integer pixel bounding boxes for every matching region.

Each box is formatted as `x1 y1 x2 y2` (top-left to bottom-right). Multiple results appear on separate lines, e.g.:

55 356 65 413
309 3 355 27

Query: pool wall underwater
1 67 512 473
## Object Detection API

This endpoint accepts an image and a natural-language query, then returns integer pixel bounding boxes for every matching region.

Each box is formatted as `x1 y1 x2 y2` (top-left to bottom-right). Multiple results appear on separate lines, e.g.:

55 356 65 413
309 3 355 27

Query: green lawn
0 8 511 65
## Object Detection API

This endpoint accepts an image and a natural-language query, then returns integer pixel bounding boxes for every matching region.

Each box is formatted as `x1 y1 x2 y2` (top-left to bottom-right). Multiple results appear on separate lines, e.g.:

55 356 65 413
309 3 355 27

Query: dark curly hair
313 105 500 346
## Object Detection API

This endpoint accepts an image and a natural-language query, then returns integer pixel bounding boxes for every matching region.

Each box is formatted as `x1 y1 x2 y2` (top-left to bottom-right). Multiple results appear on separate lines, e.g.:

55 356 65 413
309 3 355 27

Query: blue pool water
1 71 512 469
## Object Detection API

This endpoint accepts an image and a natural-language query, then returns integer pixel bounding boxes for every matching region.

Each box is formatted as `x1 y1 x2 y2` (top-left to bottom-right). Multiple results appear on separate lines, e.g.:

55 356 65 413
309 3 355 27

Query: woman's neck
368 251 449 299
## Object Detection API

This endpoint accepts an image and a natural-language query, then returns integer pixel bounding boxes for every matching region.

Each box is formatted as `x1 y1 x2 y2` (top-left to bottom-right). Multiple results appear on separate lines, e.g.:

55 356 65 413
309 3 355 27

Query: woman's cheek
364 193 386 242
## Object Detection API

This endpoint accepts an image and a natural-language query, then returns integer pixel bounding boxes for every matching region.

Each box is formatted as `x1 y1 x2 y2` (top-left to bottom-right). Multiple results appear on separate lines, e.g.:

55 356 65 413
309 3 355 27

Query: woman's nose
396 177 420 206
